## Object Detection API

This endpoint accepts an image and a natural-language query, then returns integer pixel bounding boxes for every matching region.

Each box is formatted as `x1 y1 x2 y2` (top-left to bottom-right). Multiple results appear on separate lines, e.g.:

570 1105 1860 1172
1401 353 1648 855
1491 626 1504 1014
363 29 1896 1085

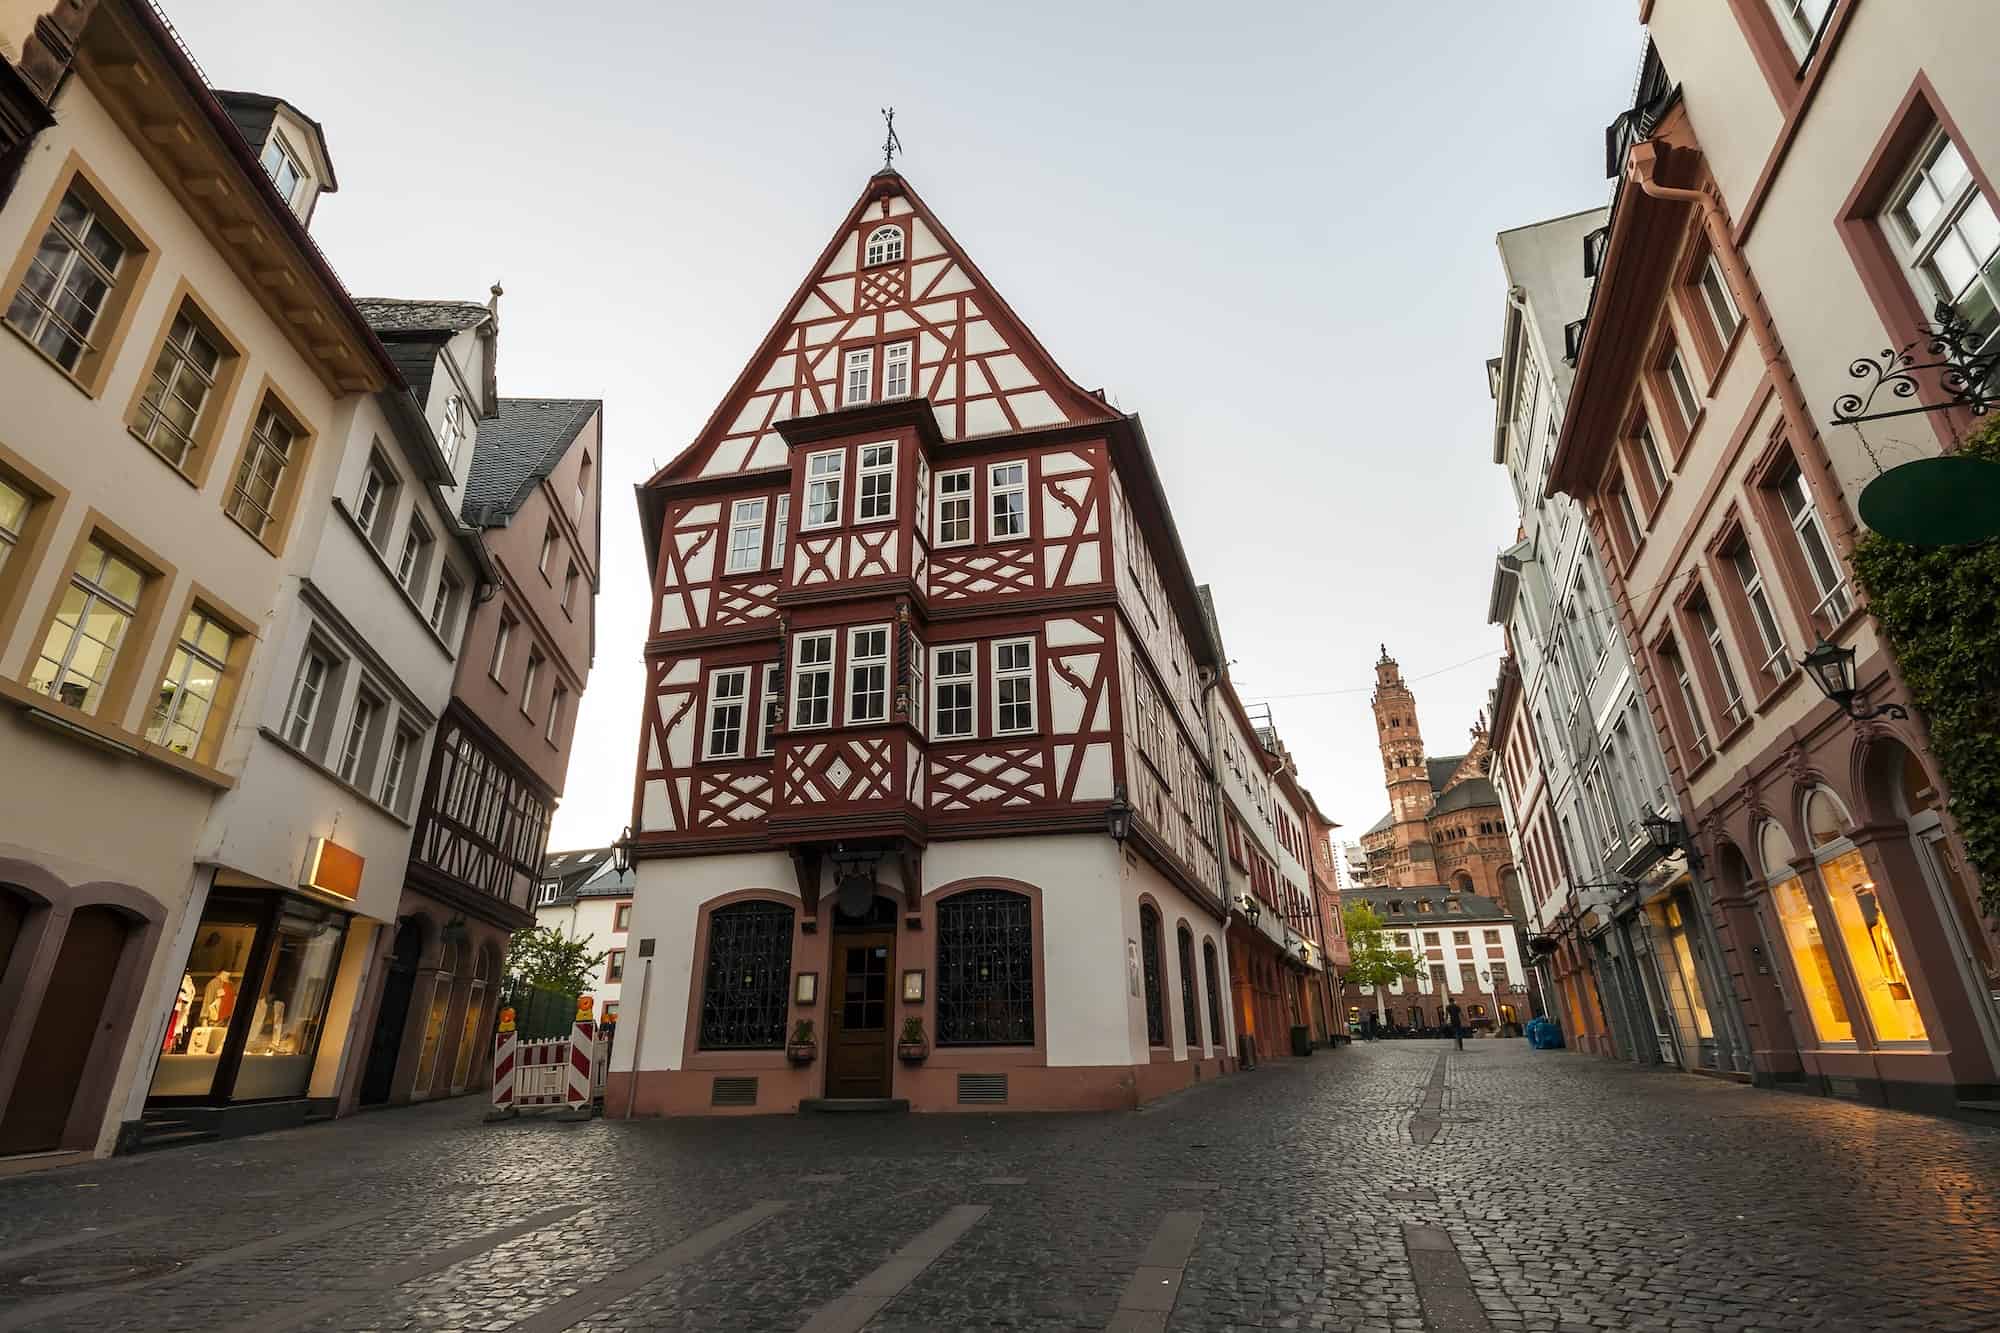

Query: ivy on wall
1852 417 2000 915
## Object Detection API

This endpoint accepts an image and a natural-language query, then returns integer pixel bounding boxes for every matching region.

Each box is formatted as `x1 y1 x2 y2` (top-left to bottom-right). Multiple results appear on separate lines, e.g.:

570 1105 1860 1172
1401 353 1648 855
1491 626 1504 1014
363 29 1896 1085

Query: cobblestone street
2 1041 1997 1332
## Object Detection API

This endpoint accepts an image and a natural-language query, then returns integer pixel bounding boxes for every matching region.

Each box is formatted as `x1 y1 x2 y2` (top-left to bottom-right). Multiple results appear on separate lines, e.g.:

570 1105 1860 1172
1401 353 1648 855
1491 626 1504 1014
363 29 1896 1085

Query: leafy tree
505 925 607 994
1342 901 1421 1020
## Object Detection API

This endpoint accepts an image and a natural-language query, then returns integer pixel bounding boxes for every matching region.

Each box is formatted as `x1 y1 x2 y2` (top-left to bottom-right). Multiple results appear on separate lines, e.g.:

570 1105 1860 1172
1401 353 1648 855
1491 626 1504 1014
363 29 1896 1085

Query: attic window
865 225 904 266
259 132 306 207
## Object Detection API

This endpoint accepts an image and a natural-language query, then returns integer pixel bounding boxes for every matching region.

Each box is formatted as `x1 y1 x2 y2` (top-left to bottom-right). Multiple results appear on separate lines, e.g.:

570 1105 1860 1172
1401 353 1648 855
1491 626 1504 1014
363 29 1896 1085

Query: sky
164 0 1642 851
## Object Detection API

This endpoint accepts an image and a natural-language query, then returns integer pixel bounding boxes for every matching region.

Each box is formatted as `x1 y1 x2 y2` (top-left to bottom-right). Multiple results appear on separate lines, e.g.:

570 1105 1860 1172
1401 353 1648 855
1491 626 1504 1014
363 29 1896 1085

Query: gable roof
1366 811 1394 836
651 169 1115 484
1433 777 1500 815
1427 755 1464 792
353 298 494 335
463 397 600 526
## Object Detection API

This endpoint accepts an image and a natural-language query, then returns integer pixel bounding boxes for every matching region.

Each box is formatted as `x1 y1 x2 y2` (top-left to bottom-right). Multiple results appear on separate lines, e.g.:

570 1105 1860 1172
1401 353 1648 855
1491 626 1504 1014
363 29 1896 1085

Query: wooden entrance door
359 919 423 1105
0 906 128 1155
827 929 893 1099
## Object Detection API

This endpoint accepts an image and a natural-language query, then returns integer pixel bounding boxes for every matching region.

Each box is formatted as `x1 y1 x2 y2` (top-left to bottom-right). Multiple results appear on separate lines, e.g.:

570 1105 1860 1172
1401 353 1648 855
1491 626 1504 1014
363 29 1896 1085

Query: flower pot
787 1042 817 1065
897 1042 928 1063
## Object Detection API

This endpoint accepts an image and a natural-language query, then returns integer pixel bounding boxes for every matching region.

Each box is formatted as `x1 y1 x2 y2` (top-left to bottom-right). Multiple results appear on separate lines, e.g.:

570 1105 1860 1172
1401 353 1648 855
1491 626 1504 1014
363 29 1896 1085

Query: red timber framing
629 172 1225 918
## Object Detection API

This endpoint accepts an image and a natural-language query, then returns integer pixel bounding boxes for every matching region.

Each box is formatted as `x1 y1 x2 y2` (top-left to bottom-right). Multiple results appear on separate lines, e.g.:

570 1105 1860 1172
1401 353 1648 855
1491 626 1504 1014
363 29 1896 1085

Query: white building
534 848 632 1025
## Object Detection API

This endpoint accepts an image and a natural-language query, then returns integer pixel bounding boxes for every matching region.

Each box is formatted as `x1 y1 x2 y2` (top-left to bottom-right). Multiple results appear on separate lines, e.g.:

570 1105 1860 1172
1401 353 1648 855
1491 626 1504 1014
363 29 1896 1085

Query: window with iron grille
935 888 1034 1045
1202 939 1224 1045
1177 925 1200 1049
1140 904 1166 1046
698 901 794 1049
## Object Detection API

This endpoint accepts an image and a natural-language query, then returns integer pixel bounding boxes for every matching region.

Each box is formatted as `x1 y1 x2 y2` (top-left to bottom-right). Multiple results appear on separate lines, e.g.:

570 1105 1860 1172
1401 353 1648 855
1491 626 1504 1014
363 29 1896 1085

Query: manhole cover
14 1259 181 1288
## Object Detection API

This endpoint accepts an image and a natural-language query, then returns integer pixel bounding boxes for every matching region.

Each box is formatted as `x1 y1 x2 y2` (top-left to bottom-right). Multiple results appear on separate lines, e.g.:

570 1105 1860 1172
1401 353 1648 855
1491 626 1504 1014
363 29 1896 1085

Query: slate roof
352 298 494 335
575 863 636 899
1344 883 1516 924
1365 811 1394 836
1426 755 1465 793
1433 777 1501 815
462 397 601 527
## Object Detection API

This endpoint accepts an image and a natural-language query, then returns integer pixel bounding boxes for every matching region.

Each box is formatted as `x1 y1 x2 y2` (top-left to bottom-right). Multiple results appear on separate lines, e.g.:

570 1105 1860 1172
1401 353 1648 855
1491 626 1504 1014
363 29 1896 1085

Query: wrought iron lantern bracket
1831 301 2000 426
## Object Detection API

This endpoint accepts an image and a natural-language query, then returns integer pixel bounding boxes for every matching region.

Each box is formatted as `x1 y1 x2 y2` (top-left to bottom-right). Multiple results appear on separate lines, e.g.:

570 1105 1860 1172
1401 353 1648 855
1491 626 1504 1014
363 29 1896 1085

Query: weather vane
880 106 902 172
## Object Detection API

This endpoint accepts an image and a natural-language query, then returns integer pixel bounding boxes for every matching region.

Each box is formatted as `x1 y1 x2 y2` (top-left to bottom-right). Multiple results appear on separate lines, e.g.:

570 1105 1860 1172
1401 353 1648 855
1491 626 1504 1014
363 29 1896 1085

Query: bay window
855 442 895 523
804 451 843 529
932 645 974 739
936 468 973 546
770 495 790 570
790 631 833 729
847 625 889 723
1662 346 1701 434
756 664 778 755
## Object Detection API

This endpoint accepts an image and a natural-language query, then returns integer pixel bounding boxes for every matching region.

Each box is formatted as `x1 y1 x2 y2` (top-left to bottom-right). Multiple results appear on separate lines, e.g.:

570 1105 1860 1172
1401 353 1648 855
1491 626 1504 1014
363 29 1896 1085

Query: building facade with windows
1485 206 1749 1076
0 0 411 1157
1338 885 1531 1036
616 169 1256 1115
1549 15 2000 1112
532 850 633 1027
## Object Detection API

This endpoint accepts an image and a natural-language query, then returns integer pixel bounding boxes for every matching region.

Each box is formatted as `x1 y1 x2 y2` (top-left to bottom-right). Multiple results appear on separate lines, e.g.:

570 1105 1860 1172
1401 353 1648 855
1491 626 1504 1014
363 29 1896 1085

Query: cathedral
1357 649 1521 917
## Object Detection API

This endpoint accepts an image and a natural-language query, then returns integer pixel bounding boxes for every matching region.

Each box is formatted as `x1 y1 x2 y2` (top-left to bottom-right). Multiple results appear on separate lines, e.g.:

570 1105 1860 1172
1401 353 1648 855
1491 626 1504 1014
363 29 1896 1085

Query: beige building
1550 7 2000 1112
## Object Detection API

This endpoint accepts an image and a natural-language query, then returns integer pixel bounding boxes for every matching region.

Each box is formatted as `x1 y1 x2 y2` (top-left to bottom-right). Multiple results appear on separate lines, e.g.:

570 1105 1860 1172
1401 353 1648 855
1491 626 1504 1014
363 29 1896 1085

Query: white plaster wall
1119 847 1234 1063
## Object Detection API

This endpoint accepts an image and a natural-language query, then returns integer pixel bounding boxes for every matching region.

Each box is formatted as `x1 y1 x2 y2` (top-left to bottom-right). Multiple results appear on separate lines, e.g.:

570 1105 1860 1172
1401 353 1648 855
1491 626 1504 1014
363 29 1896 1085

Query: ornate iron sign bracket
1832 301 1999 426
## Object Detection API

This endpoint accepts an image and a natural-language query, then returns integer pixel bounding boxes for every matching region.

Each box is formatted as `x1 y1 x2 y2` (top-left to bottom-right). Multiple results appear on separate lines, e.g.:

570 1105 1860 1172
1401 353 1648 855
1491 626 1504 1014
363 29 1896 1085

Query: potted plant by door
787 1019 817 1064
897 1017 929 1063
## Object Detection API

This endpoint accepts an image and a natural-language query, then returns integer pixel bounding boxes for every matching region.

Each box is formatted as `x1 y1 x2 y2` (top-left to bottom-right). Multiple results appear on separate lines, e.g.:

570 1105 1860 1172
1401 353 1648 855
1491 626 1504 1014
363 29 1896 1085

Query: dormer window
259 132 306 207
440 394 465 465
865 225 904 266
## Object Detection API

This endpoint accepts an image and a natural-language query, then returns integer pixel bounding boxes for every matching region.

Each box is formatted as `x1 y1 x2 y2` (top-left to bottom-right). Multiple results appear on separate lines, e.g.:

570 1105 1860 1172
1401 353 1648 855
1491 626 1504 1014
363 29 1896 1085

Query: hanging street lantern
1795 639 1909 721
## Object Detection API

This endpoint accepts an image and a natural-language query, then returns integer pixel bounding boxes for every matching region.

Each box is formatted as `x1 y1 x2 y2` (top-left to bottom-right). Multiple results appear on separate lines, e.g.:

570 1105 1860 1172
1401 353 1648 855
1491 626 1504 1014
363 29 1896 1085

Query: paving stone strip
248 1202 585 1332
793 1203 991 1333
1410 1052 1448 1146
1103 1209 1202 1333
0 1214 162 1265
509 1199 789 1333
1402 1224 1493 1333
0 1202 396 1332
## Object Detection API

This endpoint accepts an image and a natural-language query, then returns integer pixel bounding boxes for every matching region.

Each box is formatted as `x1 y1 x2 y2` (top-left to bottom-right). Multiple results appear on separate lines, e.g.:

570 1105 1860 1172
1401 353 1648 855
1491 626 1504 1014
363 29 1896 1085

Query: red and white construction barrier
486 996 599 1121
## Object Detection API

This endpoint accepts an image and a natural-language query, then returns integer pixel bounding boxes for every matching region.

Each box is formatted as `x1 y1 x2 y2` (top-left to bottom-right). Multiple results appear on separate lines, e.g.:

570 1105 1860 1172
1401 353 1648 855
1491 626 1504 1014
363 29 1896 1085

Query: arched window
1177 925 1200 1050
1757 818 1851 1044
1202 940 1224 1046
865 225 904 266
1802 786 1927 1043
451 946 496 1091
935 888 1034 1045
1140 904 1165 1046
698 900 794 1049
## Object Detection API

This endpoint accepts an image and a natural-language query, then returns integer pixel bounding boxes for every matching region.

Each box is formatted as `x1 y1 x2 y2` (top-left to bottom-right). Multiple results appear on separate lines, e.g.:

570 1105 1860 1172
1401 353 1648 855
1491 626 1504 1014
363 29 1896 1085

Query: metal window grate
711 1076 759 1107
957 1073 1007 1105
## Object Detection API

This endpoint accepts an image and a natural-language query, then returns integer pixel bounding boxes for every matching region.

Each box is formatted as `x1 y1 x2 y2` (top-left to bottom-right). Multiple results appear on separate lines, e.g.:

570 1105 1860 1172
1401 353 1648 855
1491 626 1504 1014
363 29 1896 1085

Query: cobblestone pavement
3 1041 1998 1331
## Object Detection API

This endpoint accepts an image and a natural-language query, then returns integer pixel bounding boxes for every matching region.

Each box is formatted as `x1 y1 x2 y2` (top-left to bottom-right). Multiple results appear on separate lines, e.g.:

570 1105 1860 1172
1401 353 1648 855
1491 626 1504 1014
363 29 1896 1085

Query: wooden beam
221 224 267 248
96 61 153 89
311 342 348 360
255 268 296 290
183 174 231 200
284 308 325 328
142 121 192 147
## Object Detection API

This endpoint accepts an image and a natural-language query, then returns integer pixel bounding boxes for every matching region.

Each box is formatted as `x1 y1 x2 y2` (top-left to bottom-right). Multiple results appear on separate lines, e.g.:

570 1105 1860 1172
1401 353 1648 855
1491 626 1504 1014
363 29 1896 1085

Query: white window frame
854 442 895 524
843 347 873 407
790 631 834 730
725 497 768 574
33 541 140 717
225 401 298 541
1634 417 1669 497
490 614 515 681
865 225 905 266
355 459 393 543
803 450 844 530
883 341 912 400
521 648 544 713
988 460 1028 541
547 682 569 744
1728 542 1793 680
562 560 579 613
1775 464 1852 622
1663 347 1701 430
935 468 973 547
1885 125 2000 352
1670 647 1711 760
931 644 975 740
339 688 381 785
147 608 232 755
430 568 462 637
770 495 790 570
133 306 220 469
398 515 434 592
704 667 750 759
1766 0 1834 62
846 624 890 724
284 648 333 749
756 663 778 755
993 636 1036 735
439 394 465 466
259 130 306 206
1696 253 1742 345
381 726 417 810
6 187 128 374
0 477 28 573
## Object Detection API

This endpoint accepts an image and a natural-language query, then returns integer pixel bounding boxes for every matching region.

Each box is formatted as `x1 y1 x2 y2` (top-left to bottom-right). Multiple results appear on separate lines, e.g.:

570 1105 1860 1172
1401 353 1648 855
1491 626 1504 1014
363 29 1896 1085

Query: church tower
1371 647 1433 887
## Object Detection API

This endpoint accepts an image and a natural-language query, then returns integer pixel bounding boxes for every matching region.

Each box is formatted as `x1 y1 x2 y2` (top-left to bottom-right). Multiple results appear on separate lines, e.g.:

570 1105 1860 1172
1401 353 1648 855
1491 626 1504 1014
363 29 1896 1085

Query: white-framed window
847 625 889 724
1612 481 1643 553
575 454 591 521
993 637 1035 734
1513 351 1540 426
133 306 221 469
562 560 579 612
770 495 790 570
1663 347 1701 430
791 632 834 729
1886 126 2000 351
907 634 924 732
1696 254 1742 345
5 188 127 372
1634 418 1669 497
883 341 912 400
381 726 417 811
756 663 778 755
225 401 300 541
725 497 767 573
283 648 333 749
932 645 975 740
865 225 905 266
1774 463 1851 622
1767 0 1834 61
538 521 557 577
1728 543 1793 680
1669 645 1711 760
258 131 306 205
988 461 1027 540
339 689 381 784
804 450 843 529
0 477 28 574
431 568 462 638
935 468 973 546
491 612 515 681
30 540 141 716
147 608 232 756
398 515 434 592
354 458 394 544
705 667 749 758
855 442 895 523
440 394 465 466
521 648 544 712
547 683 569 744
843 348 873 406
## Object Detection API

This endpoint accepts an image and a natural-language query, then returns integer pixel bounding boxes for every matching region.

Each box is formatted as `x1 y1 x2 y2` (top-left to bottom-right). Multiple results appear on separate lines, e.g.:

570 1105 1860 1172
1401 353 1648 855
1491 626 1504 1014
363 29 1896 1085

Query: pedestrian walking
1446 1000 1464 1051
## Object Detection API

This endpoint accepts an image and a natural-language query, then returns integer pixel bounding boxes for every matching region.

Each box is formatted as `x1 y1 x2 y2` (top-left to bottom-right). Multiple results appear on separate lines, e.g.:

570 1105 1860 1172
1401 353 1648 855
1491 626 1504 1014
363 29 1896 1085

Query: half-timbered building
615 169 1237 1114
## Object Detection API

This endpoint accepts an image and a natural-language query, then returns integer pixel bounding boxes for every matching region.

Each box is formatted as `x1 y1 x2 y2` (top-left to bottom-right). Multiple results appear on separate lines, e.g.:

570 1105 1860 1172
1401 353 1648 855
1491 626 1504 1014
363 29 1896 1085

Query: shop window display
152 911 259 1097
1761 821 1853 1044
413 942 459 1096
1805 788 1927 1044
450 950 493 1092
230 907 344 1099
